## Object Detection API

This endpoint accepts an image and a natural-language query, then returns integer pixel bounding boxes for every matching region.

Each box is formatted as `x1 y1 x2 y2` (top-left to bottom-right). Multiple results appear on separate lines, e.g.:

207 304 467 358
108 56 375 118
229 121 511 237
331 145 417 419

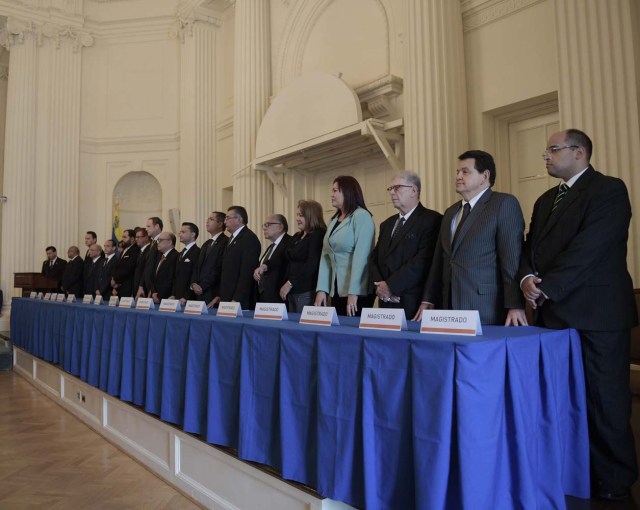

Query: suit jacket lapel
386 204 424 254
537 166 595 241
451 189 492 256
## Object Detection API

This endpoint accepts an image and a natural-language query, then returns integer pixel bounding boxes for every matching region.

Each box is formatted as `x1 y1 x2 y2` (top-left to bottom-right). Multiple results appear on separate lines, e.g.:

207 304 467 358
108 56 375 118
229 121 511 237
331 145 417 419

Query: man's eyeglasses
386 184 414 192
225 215 240 221
262 222 282 228
157 237 172 242
541 145 579 158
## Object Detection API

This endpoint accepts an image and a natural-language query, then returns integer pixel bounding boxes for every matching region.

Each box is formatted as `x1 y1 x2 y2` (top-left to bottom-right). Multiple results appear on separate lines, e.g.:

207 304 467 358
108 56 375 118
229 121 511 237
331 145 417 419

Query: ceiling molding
462 0 544 32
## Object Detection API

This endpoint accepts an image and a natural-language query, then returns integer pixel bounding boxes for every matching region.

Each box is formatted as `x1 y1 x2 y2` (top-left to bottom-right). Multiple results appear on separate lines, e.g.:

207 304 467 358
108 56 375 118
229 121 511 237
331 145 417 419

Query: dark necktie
452 203 471 246
260 243 275 264
391 216 405 239
552 183 569 211
181 248 187 260
156 255 166 274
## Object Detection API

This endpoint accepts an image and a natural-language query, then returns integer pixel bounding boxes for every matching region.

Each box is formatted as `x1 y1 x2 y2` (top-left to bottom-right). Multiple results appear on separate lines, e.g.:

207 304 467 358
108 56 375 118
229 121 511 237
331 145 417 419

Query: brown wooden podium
14 272 59 297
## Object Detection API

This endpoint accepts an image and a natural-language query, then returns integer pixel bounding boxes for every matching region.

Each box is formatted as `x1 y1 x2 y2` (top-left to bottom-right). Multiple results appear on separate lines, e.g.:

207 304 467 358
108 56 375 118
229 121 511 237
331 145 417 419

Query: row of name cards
28 292 482 336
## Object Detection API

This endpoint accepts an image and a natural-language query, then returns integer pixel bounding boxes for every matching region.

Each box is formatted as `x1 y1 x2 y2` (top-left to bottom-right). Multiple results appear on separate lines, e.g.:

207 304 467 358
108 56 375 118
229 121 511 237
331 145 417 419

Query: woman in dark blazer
315 175 375 317
279 199 326 312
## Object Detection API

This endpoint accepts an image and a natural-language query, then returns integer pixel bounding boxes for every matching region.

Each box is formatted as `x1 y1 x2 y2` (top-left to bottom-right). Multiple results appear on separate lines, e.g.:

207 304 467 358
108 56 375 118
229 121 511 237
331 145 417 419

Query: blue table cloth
10 298 590 509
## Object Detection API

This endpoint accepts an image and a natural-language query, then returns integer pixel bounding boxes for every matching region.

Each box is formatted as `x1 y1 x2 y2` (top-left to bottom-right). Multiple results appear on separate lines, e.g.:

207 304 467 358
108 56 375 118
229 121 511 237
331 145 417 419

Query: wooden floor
0 371 201 510
3 366 640 510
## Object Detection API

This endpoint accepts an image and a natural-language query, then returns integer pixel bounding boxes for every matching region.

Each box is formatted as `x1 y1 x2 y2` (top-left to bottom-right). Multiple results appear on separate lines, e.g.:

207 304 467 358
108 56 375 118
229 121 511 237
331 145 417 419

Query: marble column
232 0 273 234
0 19 91 323
403 0 468 211
0 19 39 316
554 0 640 281
174 11 219 226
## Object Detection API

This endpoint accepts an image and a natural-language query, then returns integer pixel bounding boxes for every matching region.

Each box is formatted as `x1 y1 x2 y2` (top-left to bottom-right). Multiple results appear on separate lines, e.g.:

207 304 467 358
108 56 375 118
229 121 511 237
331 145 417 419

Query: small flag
112 200 123 243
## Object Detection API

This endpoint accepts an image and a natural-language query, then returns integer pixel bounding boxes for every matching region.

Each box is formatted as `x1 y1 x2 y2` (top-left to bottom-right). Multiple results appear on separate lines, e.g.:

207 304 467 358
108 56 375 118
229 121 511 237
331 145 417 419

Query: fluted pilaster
40 28 85 249
0 18 92 321
554 0 640 282
0 20 39 310
233 0 273 233
174 12 219 226
403 0 468 211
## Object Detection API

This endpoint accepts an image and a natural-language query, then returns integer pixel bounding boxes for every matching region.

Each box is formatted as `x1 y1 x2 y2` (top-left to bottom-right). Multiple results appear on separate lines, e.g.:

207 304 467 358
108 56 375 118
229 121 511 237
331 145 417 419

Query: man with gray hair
370 170 442 318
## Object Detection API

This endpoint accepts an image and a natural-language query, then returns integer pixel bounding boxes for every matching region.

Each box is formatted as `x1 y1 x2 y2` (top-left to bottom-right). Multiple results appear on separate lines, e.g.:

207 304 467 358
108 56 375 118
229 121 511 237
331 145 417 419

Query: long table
10 298 590 509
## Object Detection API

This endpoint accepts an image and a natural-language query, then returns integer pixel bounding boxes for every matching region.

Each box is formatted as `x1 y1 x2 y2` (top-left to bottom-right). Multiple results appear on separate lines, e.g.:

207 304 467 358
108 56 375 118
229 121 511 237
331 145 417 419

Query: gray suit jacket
422 188 525 325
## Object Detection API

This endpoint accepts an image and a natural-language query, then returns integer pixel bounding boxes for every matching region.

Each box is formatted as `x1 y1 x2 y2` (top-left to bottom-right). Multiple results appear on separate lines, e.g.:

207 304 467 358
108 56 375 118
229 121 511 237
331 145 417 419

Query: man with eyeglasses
413 150 527 326
519 129 637 501
111 229 140 297
218 205 261 310
148 232 179 303
369 171 442 318
191 212 228 307
253 214 291 305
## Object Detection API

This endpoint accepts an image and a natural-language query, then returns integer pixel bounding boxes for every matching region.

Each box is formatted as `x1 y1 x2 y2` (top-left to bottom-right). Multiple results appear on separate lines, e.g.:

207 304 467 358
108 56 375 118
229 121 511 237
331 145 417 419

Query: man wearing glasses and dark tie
519 129 637 501
148 232 179 304
369 171 442 318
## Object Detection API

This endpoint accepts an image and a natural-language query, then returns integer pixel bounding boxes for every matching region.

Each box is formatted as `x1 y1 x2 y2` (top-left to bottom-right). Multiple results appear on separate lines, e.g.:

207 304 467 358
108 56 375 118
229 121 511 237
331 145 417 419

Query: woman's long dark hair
332 175 371 218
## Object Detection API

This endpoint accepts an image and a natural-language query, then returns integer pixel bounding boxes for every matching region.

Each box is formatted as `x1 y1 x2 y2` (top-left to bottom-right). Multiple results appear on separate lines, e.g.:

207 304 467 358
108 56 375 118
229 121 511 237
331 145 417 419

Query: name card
55 293 65 302
44 293 52 301
420 310 482 336
159 298 181 312
136 297 153 310
82 294 93 304
359 308 407 331
217 302 242 317
108 296 119 307
37 292 44 299
184 300 208 315
94 295 103 305
119 297 134 308
254 302 288 321
29 292 36 299
299 306 339 326
66 295 76 303
49 293 57 301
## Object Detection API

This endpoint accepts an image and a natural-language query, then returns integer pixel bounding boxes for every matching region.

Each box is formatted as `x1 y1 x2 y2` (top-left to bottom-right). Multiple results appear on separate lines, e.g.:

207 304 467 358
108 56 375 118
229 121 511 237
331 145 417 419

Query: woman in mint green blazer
315 176 375 317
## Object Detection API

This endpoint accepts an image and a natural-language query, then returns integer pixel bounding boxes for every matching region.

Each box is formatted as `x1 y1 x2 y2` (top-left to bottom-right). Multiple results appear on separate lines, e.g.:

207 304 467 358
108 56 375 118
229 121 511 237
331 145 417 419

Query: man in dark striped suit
414 150 527 326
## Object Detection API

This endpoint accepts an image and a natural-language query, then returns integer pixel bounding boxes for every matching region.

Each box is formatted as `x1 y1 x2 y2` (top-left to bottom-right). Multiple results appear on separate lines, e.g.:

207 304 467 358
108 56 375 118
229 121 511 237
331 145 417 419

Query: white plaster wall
463 0 558 149
79 9 180 243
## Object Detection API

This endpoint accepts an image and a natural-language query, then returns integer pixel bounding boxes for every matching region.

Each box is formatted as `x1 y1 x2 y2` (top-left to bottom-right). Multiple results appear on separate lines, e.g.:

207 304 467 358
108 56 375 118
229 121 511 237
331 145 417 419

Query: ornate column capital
170 8 222 43
41 23 94 51
0 18 93 51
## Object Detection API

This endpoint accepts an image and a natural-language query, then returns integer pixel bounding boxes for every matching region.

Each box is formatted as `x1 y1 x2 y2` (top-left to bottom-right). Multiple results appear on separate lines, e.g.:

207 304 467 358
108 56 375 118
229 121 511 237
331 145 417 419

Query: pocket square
184 259 191 263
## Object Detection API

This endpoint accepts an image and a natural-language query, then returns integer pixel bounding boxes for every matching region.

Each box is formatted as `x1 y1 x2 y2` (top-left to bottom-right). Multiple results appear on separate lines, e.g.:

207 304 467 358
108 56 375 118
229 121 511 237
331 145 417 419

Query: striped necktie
552 183 569 211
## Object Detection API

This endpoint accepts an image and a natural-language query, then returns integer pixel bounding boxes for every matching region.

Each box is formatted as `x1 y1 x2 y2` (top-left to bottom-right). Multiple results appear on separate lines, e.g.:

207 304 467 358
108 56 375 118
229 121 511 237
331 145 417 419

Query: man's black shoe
596 485 630 501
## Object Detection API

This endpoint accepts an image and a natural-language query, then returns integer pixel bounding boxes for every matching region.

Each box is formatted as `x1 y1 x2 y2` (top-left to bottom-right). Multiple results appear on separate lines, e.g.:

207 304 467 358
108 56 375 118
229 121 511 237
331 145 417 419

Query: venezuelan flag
112 200 123 243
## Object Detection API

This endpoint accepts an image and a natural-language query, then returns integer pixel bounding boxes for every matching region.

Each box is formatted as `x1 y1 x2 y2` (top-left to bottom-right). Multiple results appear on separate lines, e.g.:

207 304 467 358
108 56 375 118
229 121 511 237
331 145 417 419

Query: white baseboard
13 347 355 510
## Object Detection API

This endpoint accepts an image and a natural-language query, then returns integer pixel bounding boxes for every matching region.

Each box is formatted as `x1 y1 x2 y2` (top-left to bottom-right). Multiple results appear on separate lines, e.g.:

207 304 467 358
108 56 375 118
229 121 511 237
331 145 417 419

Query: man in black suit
95 239 118 298
253 214 291 304
191 212 228 307
218 206 261 310
136 216 163 299
41 246 67 289
61 246 84 298
111 229 140 297
519 129 638 500
83 243 103 297
133 227 151 295
414 150 527 326
171 222 201 305
149 232 179 303
370 171 442 318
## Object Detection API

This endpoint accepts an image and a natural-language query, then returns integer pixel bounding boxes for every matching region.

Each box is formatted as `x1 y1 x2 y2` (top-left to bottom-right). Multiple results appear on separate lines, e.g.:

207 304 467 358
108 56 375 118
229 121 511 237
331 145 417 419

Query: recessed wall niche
112 171 162 233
